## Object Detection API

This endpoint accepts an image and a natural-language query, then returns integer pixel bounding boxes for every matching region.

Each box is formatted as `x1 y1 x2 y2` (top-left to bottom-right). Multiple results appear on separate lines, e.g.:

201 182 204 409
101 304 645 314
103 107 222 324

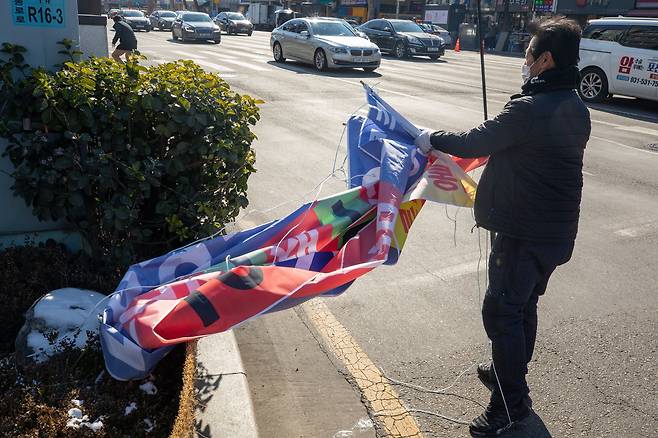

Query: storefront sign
496 0 531 12
534 0 555 12
556 0 635 14
425 10 449 24
635 0 658 8
341 0 367 5
11 0 66 27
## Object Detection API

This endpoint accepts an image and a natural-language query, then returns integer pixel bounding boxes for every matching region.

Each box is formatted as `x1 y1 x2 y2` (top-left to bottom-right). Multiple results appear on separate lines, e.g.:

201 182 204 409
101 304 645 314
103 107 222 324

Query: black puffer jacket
430 67 591 242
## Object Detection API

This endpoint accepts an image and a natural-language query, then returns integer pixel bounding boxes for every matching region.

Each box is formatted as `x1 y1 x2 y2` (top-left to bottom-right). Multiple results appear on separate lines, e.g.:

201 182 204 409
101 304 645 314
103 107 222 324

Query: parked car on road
270 17 381 72
345 19 369 40
119 9 151 31
358 19 445 60
149 10 177 31
578 17 658 103
214 12 254 35
419 23 452 47
172 12 221 44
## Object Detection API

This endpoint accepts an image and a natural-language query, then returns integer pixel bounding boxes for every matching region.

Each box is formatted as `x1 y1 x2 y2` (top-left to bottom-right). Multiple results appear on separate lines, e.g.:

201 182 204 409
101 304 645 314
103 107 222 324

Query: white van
578 17 658 103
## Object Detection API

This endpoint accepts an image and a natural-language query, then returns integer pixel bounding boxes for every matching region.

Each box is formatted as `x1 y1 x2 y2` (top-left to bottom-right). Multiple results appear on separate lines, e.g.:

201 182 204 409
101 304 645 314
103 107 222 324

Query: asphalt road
121 29 658 438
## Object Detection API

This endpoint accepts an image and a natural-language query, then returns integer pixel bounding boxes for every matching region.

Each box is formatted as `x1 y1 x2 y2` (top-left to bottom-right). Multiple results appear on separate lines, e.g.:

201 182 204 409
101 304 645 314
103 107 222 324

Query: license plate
354 57 370 63
428 47 439 52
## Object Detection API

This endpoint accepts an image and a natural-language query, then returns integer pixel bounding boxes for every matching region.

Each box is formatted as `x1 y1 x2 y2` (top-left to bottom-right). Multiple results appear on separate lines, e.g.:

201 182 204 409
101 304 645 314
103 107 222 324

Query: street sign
11 0 66 28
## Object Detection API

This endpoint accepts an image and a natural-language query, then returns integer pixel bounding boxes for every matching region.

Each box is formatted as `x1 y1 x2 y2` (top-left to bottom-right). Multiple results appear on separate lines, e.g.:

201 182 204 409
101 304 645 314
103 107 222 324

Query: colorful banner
100 85 487 381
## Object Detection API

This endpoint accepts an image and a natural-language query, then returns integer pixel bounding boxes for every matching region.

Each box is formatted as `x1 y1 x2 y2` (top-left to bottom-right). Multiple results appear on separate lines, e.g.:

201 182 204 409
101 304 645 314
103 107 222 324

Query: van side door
615 25 658 100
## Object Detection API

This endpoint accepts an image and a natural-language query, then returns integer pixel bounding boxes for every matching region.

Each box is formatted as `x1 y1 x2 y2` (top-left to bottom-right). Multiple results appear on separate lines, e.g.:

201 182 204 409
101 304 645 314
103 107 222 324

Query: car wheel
429 55 440 61
394 42 407 59
579 67 608 103
248 32 253 36
273 42 285 63
363 67 377 72
214 38 221 44
314 49 327 71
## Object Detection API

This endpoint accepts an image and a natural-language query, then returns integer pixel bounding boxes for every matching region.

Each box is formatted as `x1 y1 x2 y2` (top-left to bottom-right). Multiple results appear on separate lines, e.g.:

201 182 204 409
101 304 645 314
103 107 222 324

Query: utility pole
396 0 400 19
367 0 376 20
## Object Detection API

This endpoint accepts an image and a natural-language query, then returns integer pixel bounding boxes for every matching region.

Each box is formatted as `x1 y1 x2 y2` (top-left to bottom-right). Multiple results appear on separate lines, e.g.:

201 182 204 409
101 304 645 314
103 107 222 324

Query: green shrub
0 44 260 266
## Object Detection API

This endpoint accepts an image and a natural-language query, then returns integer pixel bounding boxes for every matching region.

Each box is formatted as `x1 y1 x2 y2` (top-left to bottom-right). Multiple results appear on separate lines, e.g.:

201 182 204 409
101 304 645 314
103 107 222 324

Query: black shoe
469 403 530 437
476 362 533 409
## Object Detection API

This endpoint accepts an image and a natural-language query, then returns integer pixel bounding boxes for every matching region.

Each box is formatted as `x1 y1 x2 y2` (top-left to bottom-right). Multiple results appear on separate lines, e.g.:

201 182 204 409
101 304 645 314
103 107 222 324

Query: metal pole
474 0 495 246
475 0 488 121
396 0 400 19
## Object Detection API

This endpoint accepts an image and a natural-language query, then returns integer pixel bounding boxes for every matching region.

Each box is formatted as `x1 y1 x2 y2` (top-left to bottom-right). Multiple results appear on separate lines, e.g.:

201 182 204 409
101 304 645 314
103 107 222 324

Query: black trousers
483 233 574 409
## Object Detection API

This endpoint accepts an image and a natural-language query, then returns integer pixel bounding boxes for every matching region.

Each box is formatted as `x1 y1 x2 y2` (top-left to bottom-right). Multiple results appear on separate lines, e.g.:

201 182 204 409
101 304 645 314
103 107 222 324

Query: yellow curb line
303 300 424 438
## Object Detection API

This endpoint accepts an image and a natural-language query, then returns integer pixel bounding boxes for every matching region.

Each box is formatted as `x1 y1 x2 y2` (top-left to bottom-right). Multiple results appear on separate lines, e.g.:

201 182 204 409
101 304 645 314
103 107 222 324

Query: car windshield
227 13 245 20
182 13 211 22
311 21 355 36
392 21 423 32
122 10 144 17
160 11 176 17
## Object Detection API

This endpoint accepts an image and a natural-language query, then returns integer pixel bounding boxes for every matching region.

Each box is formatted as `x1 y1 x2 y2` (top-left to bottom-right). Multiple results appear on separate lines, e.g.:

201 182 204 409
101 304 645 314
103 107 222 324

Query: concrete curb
195 330 259 438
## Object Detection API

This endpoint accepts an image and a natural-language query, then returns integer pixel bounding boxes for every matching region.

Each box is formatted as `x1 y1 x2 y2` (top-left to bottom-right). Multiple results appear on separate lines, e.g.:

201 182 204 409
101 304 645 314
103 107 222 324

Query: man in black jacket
111 15 138 64
415 18 590 436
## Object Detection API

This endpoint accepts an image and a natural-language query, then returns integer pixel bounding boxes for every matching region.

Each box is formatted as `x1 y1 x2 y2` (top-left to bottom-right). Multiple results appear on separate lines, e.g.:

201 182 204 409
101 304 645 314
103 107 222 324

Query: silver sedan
270 18 381 72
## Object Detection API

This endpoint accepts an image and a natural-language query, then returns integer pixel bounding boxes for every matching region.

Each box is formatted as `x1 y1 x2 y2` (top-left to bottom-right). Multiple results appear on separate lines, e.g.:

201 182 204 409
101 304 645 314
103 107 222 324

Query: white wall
0 1 82 250
79 23 109 59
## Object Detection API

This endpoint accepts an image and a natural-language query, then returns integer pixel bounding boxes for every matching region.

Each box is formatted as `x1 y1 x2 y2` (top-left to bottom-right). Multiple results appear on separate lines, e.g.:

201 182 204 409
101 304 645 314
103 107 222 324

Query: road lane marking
219 58 267 71
590 135 658 155
430 260 481 281
199 49 238 60
302 300 425 438
582 170 595 176
615 125 658 137
170 49 203 59
191 59 236 72
614 221 658 238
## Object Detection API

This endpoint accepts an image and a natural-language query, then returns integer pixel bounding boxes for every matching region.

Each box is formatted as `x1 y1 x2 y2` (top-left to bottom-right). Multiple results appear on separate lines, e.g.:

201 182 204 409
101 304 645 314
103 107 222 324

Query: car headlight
213 26 220 31
407 36 421 45
183 24 194 31
330 47 348 54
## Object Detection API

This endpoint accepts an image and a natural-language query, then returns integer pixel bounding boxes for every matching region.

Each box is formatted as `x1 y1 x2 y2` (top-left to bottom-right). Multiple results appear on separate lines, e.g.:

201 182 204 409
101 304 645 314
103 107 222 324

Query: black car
149 10 177 31
358 19 445 60
172 12 221 44
213 12 253 35
119 9 151 31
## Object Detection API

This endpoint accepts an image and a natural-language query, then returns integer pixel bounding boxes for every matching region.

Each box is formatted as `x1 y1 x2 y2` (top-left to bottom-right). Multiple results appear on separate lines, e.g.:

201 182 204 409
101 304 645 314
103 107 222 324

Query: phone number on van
629 77 658 87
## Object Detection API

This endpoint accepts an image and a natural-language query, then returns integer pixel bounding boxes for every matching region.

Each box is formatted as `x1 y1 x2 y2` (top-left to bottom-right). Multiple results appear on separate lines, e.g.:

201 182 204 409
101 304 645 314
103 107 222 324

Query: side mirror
300 30 309 38
383 27 391 32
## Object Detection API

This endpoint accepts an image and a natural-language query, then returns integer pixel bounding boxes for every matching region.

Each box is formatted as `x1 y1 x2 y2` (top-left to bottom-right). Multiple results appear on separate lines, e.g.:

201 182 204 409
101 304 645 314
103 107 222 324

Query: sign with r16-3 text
11 0 65 28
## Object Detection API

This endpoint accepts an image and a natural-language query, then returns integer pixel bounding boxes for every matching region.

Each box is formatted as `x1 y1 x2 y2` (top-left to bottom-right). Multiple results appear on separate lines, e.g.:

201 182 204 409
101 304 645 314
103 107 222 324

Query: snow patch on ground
333 431 353 438
139 381 158 395
22 288 106 363
124 401 138 416
66 409 103 432
144 418 155 433
354 417 374 430
68 408 83 419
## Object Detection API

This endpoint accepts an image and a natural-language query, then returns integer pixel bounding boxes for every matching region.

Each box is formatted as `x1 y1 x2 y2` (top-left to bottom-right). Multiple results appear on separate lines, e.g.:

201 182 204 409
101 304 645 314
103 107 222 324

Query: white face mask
521 63 533 83
521 54 544 83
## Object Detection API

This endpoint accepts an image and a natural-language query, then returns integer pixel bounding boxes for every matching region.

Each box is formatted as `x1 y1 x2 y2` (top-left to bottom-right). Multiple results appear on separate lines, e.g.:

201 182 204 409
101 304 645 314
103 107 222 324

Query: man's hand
414 129 433 155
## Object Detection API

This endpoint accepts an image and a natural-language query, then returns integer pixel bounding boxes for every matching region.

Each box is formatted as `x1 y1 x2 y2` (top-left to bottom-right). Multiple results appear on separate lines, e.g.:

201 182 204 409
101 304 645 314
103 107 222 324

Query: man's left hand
414 129 433 155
